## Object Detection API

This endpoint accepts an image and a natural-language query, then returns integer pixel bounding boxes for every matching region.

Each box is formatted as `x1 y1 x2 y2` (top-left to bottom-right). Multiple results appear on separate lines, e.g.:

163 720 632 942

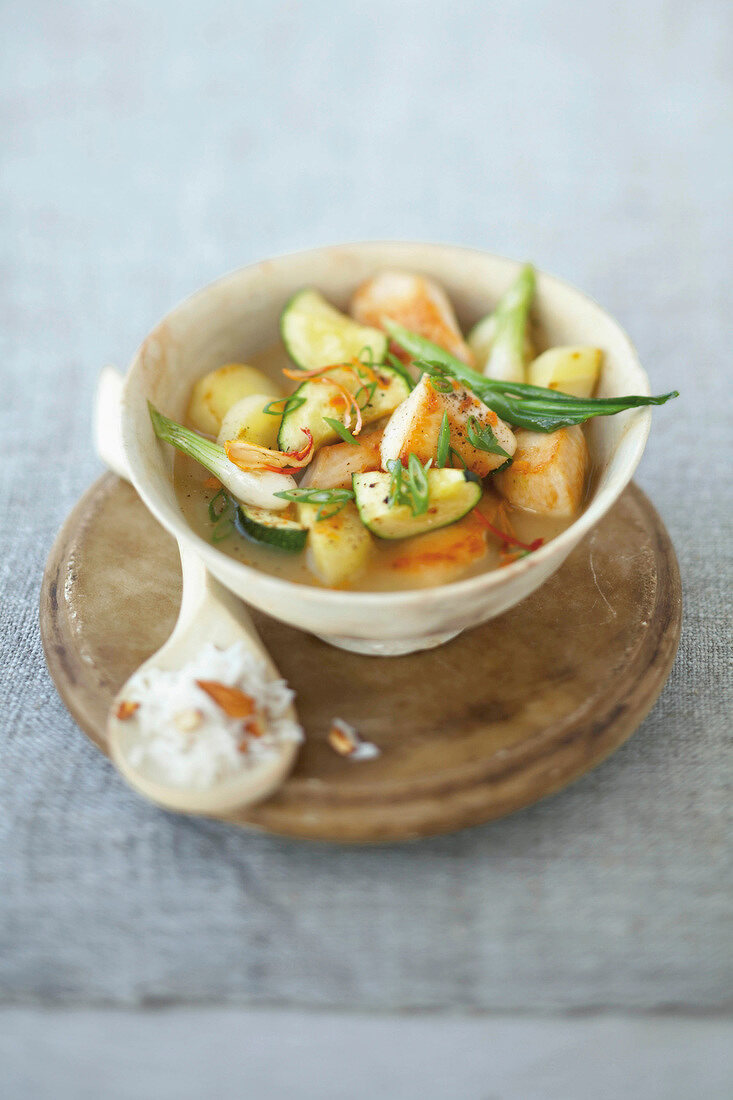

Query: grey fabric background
1 1 731 1088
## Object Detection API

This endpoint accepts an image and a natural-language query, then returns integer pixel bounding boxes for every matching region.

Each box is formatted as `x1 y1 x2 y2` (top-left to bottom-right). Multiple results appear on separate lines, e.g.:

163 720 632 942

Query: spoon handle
94 365 268 665
173 542 266 661
95 365 130 480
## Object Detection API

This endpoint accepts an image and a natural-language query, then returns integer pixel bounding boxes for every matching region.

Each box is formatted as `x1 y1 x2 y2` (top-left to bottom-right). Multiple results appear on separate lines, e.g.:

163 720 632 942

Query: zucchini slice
278 365 410 453
297 501 372 586
236 504 308 551
353 469 482 540
281 288 388 372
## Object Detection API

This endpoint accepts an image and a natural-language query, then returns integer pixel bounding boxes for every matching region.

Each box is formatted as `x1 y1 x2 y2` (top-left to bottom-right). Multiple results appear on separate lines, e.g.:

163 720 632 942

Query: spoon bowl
109 544 300 815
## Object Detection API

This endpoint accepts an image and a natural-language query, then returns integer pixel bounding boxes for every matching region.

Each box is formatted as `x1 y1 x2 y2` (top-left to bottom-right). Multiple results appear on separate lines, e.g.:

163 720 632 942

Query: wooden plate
40 475 681 842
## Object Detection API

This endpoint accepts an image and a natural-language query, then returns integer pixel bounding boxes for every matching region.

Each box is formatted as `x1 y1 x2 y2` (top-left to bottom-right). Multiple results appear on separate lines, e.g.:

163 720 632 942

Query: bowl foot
313 629 462 657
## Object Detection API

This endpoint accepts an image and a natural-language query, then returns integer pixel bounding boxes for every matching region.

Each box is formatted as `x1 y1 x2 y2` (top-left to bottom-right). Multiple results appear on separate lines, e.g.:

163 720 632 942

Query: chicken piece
380 376 516 478
351 271 474 365
385 511 489 587
495 426 588 516
299 424 384 490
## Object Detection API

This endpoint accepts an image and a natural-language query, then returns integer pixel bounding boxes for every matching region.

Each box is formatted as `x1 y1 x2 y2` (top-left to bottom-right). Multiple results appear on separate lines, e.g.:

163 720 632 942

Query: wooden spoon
97 367 300 815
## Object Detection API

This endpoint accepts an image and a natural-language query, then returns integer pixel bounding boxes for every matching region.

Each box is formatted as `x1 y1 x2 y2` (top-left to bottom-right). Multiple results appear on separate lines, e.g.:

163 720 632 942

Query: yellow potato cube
297 502 372 587
186 364 282 436
528 347 602 398
216 394 280 449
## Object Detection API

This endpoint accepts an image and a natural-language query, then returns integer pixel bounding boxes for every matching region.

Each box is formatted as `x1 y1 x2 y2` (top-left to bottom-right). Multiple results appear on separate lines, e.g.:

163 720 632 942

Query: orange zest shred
282 362 344 381
225 428 314 472
310 377 363 435
115 700 140 721
196 680 257 719
281 362 374 436
351 356 388 389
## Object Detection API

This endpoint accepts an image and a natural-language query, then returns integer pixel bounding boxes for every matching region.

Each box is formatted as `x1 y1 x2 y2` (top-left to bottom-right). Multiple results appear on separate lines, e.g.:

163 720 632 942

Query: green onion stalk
472 263 536 382
384 322 678 433
148 403 294 510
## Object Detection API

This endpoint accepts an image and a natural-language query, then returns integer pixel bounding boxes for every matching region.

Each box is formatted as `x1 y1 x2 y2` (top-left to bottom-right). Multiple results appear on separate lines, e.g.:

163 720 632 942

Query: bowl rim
120 240 651 607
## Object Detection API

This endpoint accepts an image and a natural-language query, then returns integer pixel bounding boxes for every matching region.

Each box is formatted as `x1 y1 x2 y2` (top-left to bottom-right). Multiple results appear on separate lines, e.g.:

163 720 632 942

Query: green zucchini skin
235 504 308 552
281 288 388 372
352 469 482 540
277 365 411 453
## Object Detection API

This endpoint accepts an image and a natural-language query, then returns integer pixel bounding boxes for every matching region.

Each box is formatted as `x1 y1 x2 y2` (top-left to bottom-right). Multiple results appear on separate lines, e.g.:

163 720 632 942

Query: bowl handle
94 365 130 481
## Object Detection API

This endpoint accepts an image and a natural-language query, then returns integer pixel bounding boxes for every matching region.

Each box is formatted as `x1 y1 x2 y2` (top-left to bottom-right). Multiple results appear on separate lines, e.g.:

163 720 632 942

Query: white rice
121 642 303 789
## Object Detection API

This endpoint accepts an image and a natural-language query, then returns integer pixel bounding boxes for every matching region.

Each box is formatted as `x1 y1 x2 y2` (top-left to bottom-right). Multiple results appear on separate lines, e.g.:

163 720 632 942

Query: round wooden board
41 475 681 843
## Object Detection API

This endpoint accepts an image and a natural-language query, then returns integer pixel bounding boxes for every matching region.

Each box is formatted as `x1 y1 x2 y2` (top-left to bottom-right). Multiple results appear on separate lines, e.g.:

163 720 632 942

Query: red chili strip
473 510 544 553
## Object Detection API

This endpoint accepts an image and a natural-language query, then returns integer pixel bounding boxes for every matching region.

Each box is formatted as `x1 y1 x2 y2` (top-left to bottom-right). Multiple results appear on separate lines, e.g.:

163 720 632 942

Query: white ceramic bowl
96 242 651 656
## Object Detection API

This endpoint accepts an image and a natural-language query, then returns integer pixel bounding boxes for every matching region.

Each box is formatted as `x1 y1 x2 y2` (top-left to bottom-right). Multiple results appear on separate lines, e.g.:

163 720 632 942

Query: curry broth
173 342 579 592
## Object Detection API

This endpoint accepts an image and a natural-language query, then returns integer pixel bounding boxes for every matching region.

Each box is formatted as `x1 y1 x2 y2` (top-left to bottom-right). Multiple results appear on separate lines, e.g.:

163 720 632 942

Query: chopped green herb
206 487 237 541
211 518 235 541
436 411 450 468
356 345 376 370
384 352 416 392
466 416 511 459
386 459 408 509
421 360 454 393
386 455 432 516
273 486 355 522
353 380 378 410
407 454 430 515
208 487 229 523
262 394 307 417
322 416 361 445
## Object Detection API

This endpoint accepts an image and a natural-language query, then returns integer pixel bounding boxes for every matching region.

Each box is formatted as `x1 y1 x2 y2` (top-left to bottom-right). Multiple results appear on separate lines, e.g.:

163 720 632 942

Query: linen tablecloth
1 2 731 1095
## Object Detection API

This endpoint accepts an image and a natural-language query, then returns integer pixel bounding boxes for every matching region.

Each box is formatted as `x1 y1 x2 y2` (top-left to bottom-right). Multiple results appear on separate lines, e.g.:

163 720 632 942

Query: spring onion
474 264 536 382
273 486 355 522
322 417 361 445
436 412 450 468
383 323 678 433
466 416 511 459
354 380 378 409
386 455 431 516
148 403 295 510
263 395 307 417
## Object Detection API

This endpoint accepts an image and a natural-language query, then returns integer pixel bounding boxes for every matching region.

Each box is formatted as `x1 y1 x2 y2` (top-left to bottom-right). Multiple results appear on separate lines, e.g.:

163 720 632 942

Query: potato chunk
187 364 282 436
299 424 384 490
217 393 280 449
495 426 588 516
297 501 372 587
351 270 474 365
528 346 602 398
380 376 516 477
